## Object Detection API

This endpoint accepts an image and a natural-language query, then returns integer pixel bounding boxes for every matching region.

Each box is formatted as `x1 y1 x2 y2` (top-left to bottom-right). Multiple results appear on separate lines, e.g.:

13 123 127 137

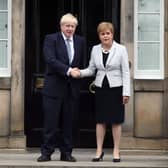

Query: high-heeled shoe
113 152 121 162
92 152 104 162
113 158 121 162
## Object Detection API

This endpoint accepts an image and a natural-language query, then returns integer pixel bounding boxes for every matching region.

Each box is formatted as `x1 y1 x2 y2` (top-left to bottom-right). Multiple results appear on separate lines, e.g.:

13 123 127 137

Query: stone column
9 0 26 148
163 0 168 137
120 0 134 132
0 83 10 147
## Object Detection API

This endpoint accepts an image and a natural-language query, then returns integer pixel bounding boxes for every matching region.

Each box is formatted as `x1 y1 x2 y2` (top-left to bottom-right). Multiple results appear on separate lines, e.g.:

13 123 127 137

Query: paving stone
0 149 167 168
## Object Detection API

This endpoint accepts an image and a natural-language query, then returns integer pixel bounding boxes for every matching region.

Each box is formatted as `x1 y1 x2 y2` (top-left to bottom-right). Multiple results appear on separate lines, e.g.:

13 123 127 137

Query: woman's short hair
60 13 78 26
97 22 114 35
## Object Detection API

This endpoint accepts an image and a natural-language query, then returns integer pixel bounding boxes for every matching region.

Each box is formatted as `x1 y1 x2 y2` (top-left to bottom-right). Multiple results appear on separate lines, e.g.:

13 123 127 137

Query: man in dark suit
37 13 85 162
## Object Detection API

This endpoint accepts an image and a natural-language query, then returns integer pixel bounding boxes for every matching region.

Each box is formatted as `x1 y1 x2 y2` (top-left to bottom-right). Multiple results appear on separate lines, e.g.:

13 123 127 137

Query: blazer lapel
98 46 105 69
106 41 116 66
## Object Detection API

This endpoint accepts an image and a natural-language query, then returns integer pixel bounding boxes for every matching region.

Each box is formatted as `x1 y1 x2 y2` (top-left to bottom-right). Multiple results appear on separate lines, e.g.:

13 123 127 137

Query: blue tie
66 39 72 64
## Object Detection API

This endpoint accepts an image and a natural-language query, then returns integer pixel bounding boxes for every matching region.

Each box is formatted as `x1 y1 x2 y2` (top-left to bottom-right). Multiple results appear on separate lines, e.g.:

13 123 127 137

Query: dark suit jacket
42 32 85 98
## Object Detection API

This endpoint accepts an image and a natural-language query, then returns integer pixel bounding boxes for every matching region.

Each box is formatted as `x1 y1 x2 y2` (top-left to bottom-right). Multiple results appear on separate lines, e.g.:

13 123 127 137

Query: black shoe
37 155 51 162
92 152 104 162
60 153 76 162
113 158 121 162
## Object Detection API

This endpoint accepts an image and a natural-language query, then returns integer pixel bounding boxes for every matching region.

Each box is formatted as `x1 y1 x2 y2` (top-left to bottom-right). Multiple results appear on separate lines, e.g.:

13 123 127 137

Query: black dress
95 52 124 124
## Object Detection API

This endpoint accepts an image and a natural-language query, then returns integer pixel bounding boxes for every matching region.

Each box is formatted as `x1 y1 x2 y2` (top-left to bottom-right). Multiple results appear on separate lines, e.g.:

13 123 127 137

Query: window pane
138 43 160 70
0 0 7 10
138 0 160 12
138 14 160 41
0 12 7 39
0 40 7 68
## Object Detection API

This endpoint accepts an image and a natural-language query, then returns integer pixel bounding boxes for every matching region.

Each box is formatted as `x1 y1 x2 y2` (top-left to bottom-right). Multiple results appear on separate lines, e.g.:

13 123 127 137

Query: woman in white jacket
75 22 130 162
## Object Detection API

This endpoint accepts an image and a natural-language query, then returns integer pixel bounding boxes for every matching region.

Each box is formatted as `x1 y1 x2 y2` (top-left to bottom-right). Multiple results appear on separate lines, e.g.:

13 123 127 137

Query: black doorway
25 0 120 147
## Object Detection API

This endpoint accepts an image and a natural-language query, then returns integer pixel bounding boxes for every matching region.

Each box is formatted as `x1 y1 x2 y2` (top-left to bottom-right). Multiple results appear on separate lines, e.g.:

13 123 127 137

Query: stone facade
0 0 26 148
0 0 168 149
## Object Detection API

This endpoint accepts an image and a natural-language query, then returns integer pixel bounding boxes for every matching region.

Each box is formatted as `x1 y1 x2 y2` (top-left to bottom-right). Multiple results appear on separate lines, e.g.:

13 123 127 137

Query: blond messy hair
60 13 78 26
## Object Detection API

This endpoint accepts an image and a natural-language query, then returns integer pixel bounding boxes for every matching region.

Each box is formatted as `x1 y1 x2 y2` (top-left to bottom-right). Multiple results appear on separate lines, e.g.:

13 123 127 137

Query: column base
0 135 26 148
121 132 168 150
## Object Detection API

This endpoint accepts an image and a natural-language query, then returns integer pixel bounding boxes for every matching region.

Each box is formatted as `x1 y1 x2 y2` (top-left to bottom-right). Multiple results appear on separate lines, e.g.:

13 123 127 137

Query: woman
80 22 130 162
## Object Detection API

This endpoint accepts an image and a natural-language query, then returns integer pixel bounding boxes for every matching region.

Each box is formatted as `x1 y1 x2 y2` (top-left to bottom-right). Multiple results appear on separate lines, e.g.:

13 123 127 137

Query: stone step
0 149 167 168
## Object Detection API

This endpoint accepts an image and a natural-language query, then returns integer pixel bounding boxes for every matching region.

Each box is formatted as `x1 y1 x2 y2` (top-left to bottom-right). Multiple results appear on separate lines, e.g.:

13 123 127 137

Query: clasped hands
70 67 81 78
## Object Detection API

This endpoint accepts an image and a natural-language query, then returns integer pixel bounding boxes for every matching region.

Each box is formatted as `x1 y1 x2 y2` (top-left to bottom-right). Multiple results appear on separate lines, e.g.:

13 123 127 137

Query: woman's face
99 29 113 46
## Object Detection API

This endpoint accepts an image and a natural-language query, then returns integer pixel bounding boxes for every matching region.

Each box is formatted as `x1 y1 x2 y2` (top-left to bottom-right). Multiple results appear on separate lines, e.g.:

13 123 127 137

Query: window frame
134 0 164 79
0 0 11 77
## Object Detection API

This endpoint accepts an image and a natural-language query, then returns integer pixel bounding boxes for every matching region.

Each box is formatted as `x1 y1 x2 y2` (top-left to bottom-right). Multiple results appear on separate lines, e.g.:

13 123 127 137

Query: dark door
25 0 120 147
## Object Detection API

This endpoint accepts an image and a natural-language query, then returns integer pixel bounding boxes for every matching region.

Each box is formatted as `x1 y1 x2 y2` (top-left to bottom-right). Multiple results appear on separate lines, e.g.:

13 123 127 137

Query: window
134 0 164 79
0 0 11 77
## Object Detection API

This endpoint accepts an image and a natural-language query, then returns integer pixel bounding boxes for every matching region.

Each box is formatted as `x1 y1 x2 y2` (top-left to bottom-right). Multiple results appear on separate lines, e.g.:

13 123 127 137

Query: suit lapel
71 35 78 65
106 41 116 66
57 33 69 61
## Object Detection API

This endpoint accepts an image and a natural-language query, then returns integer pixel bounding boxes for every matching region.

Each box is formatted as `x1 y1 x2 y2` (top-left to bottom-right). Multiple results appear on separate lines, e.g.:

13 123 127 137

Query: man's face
61 22 77 38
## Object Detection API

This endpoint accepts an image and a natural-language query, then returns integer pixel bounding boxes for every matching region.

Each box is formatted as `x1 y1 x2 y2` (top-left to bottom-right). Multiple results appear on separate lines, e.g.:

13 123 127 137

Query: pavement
0 148 167 168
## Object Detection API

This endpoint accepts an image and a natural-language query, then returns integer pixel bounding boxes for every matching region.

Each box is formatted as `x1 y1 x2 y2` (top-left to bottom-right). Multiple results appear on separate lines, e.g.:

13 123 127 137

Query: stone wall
0 0 26 148
0 0 167 149
121 0 168 138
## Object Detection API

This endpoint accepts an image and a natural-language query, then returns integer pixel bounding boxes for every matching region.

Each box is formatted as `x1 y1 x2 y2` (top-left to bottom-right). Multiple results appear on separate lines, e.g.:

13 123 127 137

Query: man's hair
60 13 78 25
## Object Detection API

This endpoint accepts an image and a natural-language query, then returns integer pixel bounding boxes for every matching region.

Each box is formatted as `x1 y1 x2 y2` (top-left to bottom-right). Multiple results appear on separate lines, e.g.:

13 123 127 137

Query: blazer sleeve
121 46 130 96
43 35 69 76
80 46 96 77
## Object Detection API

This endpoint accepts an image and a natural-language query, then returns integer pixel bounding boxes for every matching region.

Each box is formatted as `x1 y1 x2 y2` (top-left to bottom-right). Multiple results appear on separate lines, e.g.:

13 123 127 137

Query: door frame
25 0 121 147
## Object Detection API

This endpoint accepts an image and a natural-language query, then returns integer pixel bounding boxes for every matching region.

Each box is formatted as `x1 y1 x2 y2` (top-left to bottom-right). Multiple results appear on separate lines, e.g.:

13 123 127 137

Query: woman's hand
123 96 129 104
70 67 81 78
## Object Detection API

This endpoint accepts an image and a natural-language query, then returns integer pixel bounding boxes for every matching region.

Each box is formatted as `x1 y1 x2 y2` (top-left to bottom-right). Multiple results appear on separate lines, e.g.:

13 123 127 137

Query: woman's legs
112 124 121 158
95 123 106 156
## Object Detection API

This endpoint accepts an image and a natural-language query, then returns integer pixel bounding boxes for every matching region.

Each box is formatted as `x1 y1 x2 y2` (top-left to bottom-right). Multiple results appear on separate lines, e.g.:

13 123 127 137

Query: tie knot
66 39 71 46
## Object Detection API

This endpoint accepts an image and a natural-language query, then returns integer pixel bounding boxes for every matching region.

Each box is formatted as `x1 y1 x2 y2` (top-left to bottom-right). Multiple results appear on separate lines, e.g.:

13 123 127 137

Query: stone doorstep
0 148 168 156
0 156 168 168
0 149 167 168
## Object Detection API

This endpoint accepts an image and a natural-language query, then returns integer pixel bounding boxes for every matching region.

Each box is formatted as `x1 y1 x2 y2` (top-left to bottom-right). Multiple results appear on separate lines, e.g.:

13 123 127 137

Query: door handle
89 81 95 94
35 77 44 89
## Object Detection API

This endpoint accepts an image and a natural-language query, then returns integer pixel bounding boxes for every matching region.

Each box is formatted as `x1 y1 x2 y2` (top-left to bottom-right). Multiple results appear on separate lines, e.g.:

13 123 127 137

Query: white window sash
134 0 164 79
0 0 11 77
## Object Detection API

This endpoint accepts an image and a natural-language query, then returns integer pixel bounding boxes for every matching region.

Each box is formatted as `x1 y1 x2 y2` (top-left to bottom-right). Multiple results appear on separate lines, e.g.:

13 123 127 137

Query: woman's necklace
101 44 112 54
102 48 109 54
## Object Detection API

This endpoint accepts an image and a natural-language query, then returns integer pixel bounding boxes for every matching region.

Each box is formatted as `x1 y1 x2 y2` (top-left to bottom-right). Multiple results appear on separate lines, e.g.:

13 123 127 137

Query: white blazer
80 41 130 96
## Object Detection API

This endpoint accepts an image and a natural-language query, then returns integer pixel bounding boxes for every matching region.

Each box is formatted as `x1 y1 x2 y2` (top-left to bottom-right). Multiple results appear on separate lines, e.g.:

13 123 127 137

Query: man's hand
70 68 80 78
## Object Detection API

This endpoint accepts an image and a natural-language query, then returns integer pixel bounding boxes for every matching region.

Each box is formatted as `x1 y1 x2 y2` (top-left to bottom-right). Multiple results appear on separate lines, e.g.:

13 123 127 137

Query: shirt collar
61 32 73 42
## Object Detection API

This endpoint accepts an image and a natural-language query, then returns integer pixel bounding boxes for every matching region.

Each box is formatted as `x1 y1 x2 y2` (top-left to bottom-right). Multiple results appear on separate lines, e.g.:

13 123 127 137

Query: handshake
70 67 81 78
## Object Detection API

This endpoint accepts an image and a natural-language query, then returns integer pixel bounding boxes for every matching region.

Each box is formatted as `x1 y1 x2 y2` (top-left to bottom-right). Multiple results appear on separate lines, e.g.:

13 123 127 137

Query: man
37 13 85 162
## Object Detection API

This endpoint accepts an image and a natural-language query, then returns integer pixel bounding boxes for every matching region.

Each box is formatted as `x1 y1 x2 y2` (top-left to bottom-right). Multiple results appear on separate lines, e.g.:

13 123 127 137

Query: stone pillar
9 0 26 148
120 0 134 132
163 0 168 137
0 86 10 147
